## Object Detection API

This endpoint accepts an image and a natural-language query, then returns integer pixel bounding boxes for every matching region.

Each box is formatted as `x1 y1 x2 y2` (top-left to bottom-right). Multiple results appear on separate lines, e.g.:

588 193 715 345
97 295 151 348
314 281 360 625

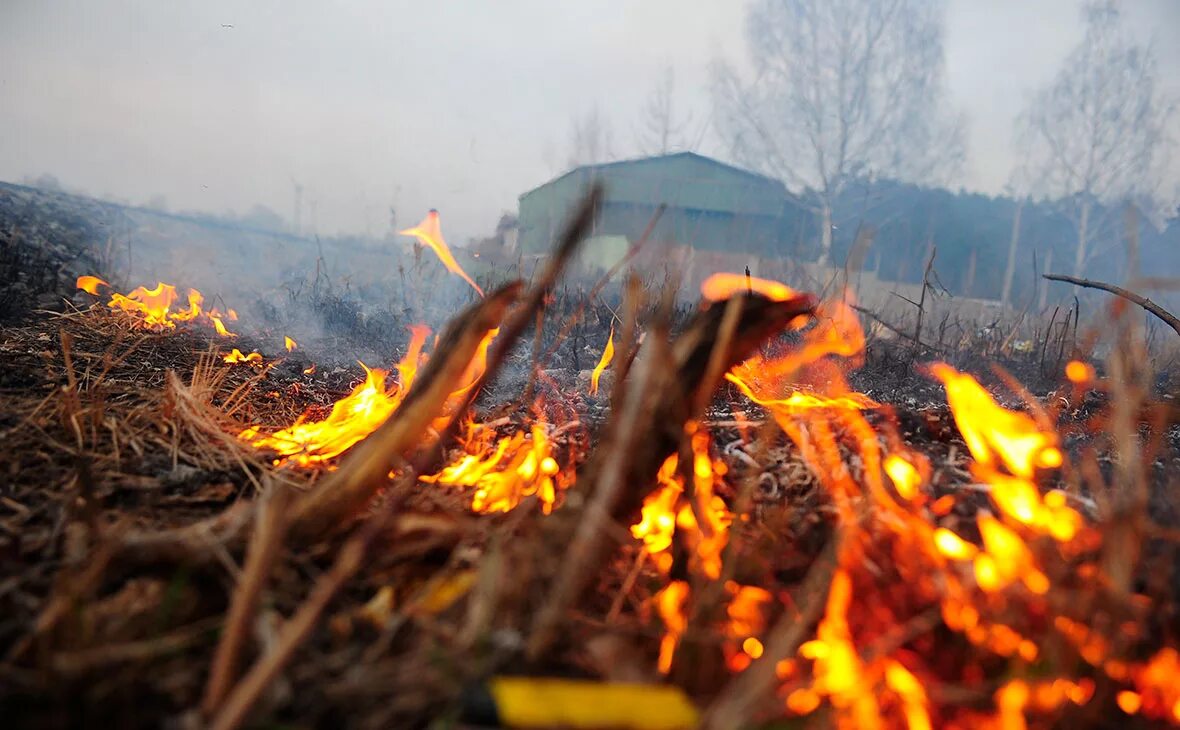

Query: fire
239 327 430 466
223 349 263 365
631 424 731 579
285 336 297 352
239 364 402 467
654 580 690 675
797 570 882 728
77 276 237 336
930 364 1061 479
701 272 800 302
76 275 108 295
589 326 615 396
400 210 484 296
421 420 569 514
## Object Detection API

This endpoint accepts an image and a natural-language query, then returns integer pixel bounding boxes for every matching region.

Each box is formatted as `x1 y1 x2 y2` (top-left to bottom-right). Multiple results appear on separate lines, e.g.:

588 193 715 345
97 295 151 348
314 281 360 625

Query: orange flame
700 272 800 302
79 276 237 336
223 349 262 365
930 364 1061 479
422 420 567 514
631 425 731 579
240 327 431 466
654 580 690 675
400 210 484 296
76 275 108 295
589 326 615 396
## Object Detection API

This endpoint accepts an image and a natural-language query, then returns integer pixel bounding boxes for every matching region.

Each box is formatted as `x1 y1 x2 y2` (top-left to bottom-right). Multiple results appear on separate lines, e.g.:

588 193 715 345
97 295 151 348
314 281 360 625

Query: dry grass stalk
201 482 291 716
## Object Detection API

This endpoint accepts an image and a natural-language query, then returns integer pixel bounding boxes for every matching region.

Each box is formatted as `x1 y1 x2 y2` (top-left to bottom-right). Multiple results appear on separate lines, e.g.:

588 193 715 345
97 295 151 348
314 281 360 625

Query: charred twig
1043 273 1180 338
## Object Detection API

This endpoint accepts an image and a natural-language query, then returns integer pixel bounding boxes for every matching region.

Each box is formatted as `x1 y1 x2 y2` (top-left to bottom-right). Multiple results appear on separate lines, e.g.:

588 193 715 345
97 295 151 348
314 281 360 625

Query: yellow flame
401 210 484 296
76 275 108 295
240 327 431 466
589 326 615 396
930 363 1061 479
422 420 567 514
223 349 262 365
285 336 297 352
700 272 800 302
81 276 237 336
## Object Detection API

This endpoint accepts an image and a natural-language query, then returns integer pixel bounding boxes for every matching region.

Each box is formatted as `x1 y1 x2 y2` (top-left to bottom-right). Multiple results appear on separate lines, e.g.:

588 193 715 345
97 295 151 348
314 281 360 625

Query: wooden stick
1043 273 1180 338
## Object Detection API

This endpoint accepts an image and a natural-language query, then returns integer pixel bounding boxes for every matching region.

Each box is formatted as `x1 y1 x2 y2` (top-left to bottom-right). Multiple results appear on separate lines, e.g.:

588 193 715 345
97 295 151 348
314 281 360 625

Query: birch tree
567 107 616 168
712 0 964 265
1015 0 1175 277
636 67 693 155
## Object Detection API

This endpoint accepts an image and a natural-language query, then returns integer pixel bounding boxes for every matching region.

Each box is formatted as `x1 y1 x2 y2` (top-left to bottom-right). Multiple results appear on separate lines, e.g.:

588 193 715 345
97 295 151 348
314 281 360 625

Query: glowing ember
1065 359 1094 383
589 326 615 396
400 210 484 296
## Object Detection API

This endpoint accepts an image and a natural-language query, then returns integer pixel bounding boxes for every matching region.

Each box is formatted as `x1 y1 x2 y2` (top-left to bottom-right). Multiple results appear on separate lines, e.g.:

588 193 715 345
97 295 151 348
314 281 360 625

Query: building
517 152 790 270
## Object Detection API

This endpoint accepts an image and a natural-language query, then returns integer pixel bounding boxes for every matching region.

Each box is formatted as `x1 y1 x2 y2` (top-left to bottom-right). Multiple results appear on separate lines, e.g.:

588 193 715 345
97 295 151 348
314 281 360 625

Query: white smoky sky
1 0 1177 242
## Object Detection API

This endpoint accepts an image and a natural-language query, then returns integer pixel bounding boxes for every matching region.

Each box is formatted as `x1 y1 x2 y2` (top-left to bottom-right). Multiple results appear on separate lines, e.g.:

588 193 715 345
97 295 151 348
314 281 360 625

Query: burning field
2 188 1180 729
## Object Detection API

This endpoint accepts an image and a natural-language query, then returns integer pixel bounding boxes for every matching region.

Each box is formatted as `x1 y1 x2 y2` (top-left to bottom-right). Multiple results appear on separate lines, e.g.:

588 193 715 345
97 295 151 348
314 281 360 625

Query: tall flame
589 326 615 396
400 210 484 296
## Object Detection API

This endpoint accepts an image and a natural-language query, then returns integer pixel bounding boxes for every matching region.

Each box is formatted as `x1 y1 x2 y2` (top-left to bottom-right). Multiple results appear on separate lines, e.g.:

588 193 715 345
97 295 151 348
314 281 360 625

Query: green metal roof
520 152 787 218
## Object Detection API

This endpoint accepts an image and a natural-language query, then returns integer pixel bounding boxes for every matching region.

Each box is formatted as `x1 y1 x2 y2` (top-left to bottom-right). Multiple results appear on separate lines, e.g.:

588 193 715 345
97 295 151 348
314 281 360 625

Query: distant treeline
758 178 1178 304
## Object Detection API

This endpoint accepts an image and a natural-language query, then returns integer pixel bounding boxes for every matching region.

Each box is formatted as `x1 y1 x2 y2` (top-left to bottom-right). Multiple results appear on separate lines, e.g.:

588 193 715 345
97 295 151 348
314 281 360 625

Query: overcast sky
1 1 1177 241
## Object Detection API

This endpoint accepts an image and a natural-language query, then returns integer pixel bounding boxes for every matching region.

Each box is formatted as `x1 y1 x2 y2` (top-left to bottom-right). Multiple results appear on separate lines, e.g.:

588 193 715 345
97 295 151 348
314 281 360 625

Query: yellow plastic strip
488 677 699 729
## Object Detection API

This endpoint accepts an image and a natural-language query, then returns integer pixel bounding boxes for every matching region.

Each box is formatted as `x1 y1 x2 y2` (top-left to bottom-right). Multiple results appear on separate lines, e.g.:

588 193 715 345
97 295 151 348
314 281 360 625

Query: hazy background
1 0 1178 242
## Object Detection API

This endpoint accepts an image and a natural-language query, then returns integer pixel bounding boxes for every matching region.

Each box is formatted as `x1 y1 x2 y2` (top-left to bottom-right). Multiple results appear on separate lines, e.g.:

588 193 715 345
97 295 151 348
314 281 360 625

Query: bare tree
636 67 693 155
712 0 964 265
1015 0 1176 278
567 107 616 168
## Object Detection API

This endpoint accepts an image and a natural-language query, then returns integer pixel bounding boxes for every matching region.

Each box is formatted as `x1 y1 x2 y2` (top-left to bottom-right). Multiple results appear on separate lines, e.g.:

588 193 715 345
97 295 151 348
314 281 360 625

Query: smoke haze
1 0 1178 241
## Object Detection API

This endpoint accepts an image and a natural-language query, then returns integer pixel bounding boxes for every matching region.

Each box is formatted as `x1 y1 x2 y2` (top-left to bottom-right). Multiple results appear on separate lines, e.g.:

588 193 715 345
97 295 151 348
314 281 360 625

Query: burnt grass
1 186 1179 727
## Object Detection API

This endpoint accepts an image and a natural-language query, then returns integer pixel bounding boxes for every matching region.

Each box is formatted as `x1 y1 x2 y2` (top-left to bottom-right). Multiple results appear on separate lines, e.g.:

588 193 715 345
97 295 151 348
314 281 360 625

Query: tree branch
1043 273 1180 338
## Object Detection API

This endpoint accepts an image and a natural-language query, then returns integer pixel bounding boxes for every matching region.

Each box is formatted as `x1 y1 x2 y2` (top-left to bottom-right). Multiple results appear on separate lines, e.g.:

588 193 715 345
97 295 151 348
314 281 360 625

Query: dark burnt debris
0 186 1179 729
